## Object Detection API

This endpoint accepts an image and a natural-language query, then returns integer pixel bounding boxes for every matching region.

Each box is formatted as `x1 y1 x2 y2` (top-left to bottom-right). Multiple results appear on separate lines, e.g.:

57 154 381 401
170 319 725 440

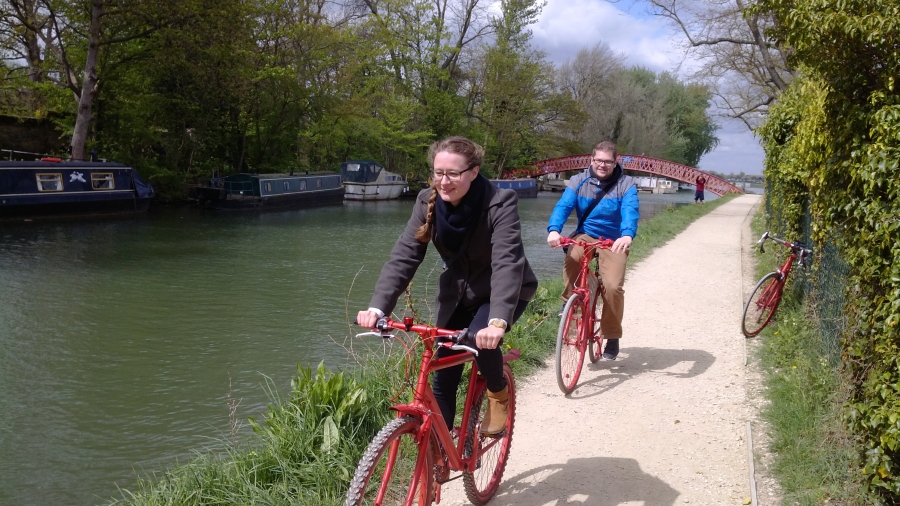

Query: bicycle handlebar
756 231 813 261
557 236 615 250
354 317 479 356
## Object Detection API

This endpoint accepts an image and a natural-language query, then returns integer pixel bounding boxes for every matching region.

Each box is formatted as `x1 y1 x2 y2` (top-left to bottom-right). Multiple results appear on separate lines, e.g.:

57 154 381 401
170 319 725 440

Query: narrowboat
0 159 155 219
340 160 408 201
490 178 538 198
193 172 344 210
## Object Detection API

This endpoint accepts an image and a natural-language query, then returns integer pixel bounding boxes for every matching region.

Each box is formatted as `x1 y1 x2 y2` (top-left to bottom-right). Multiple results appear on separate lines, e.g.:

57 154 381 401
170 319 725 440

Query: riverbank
106 194 742 505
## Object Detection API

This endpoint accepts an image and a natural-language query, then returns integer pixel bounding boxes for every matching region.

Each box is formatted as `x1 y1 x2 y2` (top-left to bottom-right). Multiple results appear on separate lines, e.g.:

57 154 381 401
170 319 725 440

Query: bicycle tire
344 416 434 506
556 293 586 394
463 364 516 505
588 284 604 363
741 272 782 337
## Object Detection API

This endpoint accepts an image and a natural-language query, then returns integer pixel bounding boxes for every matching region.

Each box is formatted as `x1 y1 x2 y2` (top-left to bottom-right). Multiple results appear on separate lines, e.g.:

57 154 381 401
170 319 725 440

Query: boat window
264 182 272 192
300 180 307 190
345 163 361 171
36 173 63 192
283 181 290 190
91 173 115 190
316 179 322 188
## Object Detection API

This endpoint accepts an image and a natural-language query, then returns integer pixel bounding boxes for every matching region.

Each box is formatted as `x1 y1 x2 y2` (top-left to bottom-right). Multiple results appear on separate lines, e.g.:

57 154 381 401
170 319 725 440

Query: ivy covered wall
754 0 900 499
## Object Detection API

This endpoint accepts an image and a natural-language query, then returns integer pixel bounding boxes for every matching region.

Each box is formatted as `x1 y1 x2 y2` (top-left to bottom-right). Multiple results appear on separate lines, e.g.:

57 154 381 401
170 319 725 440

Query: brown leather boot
480 386 509 436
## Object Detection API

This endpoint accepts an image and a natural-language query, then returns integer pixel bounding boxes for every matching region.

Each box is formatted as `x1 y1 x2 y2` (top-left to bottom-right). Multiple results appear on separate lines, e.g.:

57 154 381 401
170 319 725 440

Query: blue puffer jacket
547 166 640 240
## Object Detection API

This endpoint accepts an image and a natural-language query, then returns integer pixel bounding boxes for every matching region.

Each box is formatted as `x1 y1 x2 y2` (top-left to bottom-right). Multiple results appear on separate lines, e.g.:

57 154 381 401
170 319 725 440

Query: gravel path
438 194 767 506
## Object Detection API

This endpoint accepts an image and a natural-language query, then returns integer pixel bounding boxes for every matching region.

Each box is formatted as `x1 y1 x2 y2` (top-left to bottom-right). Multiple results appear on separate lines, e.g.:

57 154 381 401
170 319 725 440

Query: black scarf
435 174 487 253
591 163 622 187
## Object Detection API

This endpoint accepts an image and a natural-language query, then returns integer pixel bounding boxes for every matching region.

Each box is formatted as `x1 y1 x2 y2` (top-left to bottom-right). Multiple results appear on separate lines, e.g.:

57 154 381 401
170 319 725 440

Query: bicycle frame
370 317 520 503
560 236 614 327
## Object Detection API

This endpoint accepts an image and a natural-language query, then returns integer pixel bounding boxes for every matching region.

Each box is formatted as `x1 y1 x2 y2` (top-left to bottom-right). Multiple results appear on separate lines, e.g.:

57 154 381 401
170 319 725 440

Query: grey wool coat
369 181 538 327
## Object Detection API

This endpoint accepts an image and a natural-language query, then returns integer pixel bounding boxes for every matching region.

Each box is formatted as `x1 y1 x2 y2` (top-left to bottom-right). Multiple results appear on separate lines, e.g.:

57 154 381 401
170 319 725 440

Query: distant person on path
695 175 707 204
356 136 538 435
545 141 639 361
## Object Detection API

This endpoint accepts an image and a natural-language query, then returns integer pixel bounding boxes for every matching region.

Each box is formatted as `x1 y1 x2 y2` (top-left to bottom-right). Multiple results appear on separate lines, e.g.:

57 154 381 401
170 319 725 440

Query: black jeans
432 299 530 430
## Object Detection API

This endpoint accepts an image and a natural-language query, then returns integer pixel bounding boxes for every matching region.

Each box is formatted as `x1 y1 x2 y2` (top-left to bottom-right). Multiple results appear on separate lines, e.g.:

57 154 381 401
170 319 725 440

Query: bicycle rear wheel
463 364 516 505
344 416 434 506
588 285 604 363
742 272 782 337
556 293 586 394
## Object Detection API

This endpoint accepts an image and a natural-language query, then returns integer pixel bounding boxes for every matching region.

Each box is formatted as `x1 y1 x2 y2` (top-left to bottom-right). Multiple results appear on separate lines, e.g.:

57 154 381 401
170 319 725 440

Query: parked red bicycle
554 236 614 394
344 317 518 506
741 231 813 337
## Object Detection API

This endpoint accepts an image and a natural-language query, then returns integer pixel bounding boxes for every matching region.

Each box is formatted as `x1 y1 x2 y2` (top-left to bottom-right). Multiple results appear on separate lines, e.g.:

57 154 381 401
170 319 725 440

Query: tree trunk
70 0 104 161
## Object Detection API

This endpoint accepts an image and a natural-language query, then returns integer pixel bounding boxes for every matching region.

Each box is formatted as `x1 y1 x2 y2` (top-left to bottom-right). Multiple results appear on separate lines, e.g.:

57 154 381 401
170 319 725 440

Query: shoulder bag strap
574 171 620 234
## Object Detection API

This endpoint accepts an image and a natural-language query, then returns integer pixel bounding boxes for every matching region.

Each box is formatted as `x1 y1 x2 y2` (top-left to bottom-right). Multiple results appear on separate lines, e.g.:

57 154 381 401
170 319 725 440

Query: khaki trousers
562 233 628 339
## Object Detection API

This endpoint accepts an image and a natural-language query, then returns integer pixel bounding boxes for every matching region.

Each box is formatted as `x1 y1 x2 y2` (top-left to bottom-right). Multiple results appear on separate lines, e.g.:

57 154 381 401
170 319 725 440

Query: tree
640 0 795 129
555 51 718 166
0 0 182 160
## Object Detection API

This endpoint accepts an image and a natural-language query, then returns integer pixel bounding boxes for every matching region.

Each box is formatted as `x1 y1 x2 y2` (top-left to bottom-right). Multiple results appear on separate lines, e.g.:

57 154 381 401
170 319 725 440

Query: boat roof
0 161 130 168
342 159 382 166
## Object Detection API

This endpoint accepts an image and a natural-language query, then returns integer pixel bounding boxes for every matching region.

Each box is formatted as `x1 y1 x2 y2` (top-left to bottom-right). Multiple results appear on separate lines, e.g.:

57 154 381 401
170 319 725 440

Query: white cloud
529 0 765 175
697 118 765 176
530 0 683 72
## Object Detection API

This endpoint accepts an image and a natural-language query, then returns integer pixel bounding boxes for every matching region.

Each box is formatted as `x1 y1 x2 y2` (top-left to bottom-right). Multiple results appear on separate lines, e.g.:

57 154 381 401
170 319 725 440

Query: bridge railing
504 154 743 196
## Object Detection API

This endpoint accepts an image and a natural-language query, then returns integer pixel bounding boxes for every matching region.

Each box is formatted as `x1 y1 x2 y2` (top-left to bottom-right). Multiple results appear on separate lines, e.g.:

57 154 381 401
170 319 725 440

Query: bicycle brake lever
449 344 479 356
355 331 394 339
757 231 769 253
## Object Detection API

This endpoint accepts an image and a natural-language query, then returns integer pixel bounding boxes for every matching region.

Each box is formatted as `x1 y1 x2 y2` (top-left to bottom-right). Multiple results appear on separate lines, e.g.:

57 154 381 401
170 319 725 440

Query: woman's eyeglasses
432 166 474 181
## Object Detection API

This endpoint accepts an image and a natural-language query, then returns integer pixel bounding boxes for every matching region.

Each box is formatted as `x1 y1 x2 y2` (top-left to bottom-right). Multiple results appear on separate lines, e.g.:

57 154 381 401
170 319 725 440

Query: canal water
0 189 711 505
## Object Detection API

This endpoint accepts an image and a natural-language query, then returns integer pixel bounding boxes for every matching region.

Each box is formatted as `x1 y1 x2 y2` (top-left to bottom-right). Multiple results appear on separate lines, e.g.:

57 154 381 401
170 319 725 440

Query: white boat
340 160 408 201
636 176 678 194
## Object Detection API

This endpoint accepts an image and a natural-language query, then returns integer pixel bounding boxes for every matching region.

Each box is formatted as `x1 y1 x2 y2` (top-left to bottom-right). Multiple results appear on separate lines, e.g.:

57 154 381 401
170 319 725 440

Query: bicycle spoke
556 294 586 393
742 272 782 337
345 417 434 506
463 364 515 505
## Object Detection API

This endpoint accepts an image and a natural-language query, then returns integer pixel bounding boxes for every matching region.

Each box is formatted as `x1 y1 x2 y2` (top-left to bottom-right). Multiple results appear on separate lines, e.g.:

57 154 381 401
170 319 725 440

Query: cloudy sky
527 0 765 175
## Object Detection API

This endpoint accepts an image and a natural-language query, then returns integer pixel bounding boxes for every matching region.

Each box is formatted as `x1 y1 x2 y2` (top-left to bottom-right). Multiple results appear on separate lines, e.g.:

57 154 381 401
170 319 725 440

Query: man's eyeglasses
432 166 475 181
592 158 617 167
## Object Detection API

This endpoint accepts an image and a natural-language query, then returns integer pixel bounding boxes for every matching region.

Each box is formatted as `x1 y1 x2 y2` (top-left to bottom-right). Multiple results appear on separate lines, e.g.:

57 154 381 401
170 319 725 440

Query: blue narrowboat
490 178 538 198
0 159 155 219
193 172 344 210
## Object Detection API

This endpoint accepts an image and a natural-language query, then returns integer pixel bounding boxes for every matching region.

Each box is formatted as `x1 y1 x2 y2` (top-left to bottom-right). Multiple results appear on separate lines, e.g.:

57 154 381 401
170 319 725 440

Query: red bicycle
344 317 518 506
554 236 613 394
741 231 813 337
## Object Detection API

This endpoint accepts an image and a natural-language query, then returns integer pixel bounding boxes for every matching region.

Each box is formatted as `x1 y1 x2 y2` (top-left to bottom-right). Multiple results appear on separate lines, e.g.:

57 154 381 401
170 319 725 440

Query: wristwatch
487 318 508 330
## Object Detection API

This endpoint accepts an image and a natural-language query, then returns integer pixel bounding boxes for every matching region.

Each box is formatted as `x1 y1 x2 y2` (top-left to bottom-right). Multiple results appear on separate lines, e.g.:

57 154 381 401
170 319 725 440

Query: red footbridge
503 154 743 196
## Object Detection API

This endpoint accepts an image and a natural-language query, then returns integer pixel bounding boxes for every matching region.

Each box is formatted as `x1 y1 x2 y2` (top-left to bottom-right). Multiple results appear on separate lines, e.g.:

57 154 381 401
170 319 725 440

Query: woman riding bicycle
357 136 538 436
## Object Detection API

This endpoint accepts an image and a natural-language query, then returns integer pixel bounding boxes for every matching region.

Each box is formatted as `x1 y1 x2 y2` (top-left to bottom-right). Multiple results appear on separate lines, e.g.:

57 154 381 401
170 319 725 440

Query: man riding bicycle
546 141 639 361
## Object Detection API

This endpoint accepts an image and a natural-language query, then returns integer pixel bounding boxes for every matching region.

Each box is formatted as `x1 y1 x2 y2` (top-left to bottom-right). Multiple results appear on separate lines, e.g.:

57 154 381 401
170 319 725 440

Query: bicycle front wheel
588 286 604 363
742 272 782 337
463 363 516 505
344 416 434 506
556 293 586 394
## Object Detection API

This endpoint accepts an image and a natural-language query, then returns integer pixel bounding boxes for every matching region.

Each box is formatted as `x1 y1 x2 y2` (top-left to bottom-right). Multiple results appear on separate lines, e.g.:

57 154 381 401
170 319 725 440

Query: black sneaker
558 302 565 317
602 339 619 360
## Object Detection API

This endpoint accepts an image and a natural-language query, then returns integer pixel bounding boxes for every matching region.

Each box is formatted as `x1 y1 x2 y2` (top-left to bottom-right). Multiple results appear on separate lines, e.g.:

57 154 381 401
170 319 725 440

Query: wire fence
764 180 846 363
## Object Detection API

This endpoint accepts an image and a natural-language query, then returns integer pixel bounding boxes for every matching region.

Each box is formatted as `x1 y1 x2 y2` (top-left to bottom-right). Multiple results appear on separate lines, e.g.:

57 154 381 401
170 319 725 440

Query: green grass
746 208 866 505
107 193 742 506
